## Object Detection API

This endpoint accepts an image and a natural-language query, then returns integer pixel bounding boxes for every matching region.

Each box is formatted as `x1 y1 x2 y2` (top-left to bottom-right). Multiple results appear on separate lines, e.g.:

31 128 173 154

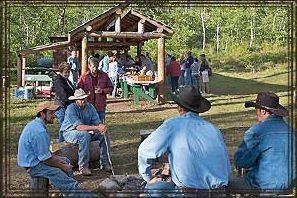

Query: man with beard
17 101 91 197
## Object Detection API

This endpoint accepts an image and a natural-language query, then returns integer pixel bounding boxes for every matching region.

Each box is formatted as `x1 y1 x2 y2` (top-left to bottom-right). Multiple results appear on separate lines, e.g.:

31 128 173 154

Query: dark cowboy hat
245 92 288 117
171 85 211 113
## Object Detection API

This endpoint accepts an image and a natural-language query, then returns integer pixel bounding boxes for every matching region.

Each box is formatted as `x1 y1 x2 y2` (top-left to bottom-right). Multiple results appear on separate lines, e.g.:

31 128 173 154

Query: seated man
230 92 295 190
17 101 91 196
60 88 112 176
138 86 231 195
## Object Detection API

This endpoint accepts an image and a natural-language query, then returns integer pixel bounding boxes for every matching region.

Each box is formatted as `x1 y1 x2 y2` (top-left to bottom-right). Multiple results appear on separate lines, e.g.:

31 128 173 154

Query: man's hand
148 177 162 184
97 124 107 134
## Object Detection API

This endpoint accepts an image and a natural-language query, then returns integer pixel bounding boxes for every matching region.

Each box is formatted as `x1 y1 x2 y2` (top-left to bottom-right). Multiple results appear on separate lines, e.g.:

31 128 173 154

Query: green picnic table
120 76 158 105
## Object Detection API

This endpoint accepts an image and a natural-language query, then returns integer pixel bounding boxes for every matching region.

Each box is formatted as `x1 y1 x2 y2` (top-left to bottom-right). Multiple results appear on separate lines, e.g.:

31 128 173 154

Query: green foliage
8 5 289 72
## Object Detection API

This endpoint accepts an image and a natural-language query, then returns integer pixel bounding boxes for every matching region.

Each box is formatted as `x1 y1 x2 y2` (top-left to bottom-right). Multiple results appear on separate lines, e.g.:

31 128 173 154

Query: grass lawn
5 64 291 194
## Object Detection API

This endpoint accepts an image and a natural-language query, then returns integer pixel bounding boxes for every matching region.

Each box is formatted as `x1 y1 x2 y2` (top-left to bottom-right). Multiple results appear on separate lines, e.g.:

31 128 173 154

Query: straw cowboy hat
245 91 288 117
36 101 59 113
171 85 211 113
69 88 89 100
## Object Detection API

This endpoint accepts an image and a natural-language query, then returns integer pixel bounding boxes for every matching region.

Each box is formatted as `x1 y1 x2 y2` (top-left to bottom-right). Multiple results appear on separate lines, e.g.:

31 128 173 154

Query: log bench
53 140 101 168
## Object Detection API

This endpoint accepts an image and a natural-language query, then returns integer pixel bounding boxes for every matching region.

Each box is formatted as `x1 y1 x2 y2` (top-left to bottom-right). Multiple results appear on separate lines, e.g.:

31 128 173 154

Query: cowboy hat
171 85 211 113
69 88 89 100
244 91 288 116
36 101 59 113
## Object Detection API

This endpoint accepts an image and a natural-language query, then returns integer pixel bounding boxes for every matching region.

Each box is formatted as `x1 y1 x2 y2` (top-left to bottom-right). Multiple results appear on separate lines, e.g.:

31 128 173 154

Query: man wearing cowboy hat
229 91 295 190
17 101 91 196
138 85 231 194
60 88 112 176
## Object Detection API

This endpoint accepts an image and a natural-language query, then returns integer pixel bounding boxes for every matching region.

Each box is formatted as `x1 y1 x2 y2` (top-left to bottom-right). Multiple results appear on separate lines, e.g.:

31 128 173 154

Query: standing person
165 53 172 88
229 92 295 190
199 58 210 94
191 58 201 90
138 86 230 196
98 51 114 74
17 101 91 196
108 55 119 98
61 89 112 175
53 62 75 142
184 51 194 85
179 54 186 87
77 57 113 123
168 56 181 93
67 49 80 87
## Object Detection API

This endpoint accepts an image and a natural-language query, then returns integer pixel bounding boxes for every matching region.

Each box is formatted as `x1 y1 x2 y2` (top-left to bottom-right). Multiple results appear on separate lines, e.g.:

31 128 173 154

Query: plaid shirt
77 71 113 111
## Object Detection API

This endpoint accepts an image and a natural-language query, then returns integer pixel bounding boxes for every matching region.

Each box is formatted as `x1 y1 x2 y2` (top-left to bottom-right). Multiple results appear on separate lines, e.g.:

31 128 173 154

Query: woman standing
53 62 75 142
77 57 113 123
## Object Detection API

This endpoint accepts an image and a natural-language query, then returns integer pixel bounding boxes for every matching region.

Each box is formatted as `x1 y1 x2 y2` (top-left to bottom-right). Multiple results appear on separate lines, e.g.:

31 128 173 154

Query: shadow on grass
210 73 288 96
107 105 177 114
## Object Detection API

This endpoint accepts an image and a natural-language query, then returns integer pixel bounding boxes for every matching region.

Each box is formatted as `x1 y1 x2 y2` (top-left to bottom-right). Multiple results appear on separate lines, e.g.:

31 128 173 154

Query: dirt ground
7 97 176 196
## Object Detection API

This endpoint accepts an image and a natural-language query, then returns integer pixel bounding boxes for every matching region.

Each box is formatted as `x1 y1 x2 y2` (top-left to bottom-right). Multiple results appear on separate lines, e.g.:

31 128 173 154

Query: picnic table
119 76 158 105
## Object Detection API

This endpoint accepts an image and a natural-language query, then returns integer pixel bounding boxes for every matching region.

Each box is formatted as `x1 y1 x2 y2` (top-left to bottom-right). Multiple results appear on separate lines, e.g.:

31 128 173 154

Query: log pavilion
17 4 175 102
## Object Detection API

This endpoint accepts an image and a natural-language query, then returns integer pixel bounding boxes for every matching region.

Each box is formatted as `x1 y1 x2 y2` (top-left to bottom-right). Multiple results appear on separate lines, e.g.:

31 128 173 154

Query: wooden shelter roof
19 3 174 54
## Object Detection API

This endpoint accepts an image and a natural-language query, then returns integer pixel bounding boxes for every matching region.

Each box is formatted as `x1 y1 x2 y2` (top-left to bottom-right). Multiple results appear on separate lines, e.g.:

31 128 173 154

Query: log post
81 33 88 75
29 177 49 197
157 37 165 103
137 42 142 56
138 19 145 33
115 9 122 33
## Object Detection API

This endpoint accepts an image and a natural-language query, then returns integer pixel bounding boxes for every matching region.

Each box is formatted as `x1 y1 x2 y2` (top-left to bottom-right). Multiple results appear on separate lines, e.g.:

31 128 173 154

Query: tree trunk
201 8 206 52
216 23 220 54
249 18 254 48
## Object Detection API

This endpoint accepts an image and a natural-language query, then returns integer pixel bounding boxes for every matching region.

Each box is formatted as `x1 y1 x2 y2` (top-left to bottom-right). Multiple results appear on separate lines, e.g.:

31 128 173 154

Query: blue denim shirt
234 115 295 189
18 117 52 167
98 56 109 73
138 112 231 189
60 102 101 132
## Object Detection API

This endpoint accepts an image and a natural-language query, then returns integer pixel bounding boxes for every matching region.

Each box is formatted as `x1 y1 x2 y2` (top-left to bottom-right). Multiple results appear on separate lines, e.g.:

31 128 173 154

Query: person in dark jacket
53 62 75 142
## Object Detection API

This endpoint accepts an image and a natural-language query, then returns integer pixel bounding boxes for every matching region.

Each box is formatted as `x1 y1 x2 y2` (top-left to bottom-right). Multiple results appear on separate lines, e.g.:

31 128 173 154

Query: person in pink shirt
168 56 181 93
77 57 113 123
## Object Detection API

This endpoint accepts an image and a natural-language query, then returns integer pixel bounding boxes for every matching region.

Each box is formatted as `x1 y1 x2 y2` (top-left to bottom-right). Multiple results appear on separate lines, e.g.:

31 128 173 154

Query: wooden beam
88 41 138 47
137 43 142 56
89 31 167 39
19 41 71 55
157 37 165 103
81 33 88 75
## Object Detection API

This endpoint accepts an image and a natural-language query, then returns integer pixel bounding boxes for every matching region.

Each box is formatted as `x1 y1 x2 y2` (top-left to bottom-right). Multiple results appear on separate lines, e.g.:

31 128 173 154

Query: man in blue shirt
98 51 114 74
138 86 231 195
230 92 295 190
60 88 112 176
67 49 80 87
17 101 91 196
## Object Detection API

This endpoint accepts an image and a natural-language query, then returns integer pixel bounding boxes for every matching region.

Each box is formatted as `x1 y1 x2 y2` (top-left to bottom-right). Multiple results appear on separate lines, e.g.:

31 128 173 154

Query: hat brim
37 103 59 113
245 101 288 117
171 93 211 113
68 94 89 100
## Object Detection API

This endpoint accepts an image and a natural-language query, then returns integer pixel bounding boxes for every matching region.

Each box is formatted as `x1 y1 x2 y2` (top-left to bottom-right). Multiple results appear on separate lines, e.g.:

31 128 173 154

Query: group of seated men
17 85 295 196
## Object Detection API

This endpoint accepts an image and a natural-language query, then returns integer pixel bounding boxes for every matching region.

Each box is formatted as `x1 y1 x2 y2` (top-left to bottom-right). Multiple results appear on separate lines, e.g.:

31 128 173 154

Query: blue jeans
184 68 192 85
109 76 118 98
29 156 92 197
55 107 66 142
145 181 176 197
97 111 106 124
63 130 111 169
191 75 199 89
179 70 185 86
